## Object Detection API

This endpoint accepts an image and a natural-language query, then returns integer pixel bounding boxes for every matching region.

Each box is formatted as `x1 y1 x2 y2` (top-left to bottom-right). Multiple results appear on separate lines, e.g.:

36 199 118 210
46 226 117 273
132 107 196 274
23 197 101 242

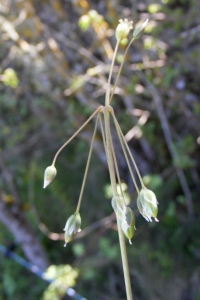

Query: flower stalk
43 18 154 300
104 107 133 300
76 113 100 213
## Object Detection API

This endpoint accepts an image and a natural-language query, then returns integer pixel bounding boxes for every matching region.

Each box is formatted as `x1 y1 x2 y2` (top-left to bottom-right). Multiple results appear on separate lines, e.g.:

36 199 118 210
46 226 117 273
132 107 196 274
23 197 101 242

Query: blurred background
0 0 200 299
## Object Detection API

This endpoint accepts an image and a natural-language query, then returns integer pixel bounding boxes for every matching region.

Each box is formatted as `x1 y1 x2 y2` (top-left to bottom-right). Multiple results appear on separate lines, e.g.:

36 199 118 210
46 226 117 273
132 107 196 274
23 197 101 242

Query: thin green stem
52 107 100 166
116 217 133 299
104 107 133 300
112 110 145 189
76 114 99 213
99 113 108 159
111 111 140 194
109 124 126 202
105 41 120 106
109 37 135 105
100 113 125 201
104 108 117 193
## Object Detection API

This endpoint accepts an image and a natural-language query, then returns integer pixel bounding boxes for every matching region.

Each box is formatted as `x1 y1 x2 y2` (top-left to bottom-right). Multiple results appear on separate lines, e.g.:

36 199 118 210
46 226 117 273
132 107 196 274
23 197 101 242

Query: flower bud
63 213 81 247
111 194 126 220
115 19 133 42
43 165 57 188
133 19 149 39
137 187 159 222
121 207 135 244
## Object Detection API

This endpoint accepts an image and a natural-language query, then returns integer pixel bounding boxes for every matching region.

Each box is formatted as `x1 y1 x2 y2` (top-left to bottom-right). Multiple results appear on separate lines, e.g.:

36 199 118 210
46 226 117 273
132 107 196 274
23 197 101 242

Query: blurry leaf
0 94 16 109
173 155 195 169
143 174 163 190
99 238 118 260
149 251 174 275
42 265 78 300
3 272 16 298
78 15 91 31
148 4 162 13
104 183 113 199
176 195 186 205
165 202 176 217
72 243 85 257
1 68 19 88
144 37 156 50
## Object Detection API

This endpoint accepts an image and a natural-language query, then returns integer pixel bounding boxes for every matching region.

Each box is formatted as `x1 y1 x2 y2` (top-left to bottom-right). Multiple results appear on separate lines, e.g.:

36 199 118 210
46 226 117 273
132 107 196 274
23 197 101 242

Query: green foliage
148 4 162 13
99 237 118 260
0 251 47 300
0 68 19 88
42 265 78 300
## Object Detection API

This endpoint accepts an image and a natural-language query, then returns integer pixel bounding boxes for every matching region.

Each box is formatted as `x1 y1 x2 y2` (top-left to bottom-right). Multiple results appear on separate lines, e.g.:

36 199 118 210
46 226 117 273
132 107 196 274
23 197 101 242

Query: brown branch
0 191 50 270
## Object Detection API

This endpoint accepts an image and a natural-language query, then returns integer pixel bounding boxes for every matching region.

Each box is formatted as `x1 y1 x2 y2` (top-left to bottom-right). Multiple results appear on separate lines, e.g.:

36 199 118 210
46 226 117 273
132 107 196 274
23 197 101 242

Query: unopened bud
115 19 133 42
111 194 126 220
133 19 149 39
63 213 81 247
121 207 135 244
137 187 159 222
43 165 57 188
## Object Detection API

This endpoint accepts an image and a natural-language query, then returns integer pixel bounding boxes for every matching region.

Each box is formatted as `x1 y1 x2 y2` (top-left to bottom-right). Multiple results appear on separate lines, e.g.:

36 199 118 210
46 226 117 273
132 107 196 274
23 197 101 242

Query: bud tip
43 165 57 189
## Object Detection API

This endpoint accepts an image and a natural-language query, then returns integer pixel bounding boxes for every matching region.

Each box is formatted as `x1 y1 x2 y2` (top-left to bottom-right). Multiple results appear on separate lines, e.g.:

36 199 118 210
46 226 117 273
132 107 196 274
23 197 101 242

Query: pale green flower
137 187 159 222
43 165 57 188
63 213 81 247
111 194 126 220
115 19 133 41
121 207 135 244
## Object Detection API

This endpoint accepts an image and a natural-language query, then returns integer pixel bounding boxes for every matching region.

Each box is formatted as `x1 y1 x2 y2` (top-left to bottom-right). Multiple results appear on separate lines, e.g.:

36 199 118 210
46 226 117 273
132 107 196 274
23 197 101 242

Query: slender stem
100 113 125 200
76 114 99 213
112 110 144 189
52 107 100 165
116 216 133 297
99 114 108 159
111 111 140 194
109 37 135 105
105 41 120 106
104 108 117 193
104 108 133 300
109 124 126 202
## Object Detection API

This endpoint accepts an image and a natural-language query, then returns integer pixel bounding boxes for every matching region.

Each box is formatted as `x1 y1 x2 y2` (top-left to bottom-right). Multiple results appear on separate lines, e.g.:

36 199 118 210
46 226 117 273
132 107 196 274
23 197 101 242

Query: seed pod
63 213 81 247
137 187 159 222
43 165 57 188
121 207 135 244
115 19 133 42
111 194 126 220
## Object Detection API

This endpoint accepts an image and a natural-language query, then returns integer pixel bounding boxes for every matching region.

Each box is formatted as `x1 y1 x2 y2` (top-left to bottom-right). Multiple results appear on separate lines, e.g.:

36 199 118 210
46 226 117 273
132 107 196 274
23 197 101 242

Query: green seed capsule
111 194 126 220
63 213 81 247
43 165 57 188
121 207 135 244
137 187 159 222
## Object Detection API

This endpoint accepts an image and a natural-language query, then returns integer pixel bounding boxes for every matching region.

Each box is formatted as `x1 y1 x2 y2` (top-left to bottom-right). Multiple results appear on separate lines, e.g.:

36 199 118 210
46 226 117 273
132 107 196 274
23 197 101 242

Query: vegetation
0 0 200 299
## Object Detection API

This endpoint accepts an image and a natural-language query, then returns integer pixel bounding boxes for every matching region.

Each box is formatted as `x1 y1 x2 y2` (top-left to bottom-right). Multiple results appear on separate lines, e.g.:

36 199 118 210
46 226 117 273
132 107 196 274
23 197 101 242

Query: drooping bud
111 194 126 220
137 187 159 222
115 19 133 42
121 207 135 244
63 213 81 247
43 165 57 188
